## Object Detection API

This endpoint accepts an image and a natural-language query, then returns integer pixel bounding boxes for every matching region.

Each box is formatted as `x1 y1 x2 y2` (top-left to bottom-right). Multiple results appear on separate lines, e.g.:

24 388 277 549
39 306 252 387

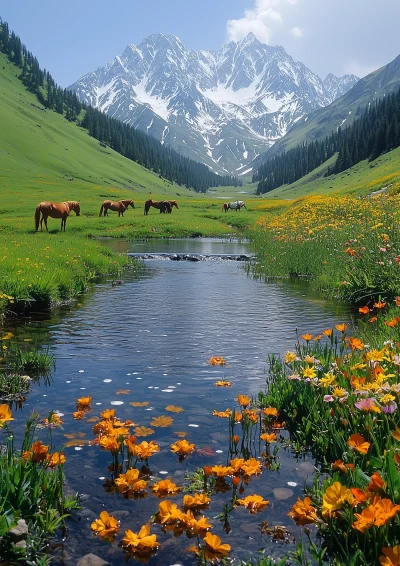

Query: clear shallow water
4 239 352 565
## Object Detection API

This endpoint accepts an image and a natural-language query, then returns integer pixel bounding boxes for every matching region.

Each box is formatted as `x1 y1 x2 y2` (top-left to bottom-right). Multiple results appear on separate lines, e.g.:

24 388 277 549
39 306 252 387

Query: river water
4 239 351 565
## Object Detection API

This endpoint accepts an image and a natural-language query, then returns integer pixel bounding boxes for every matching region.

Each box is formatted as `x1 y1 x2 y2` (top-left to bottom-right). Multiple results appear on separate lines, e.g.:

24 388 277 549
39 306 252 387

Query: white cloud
227 0 285 44
290 26 304 38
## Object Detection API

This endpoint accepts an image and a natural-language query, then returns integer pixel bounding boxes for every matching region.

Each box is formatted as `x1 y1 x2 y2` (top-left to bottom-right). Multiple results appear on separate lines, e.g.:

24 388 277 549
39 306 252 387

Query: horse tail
99 204 104 217
34 205 41 231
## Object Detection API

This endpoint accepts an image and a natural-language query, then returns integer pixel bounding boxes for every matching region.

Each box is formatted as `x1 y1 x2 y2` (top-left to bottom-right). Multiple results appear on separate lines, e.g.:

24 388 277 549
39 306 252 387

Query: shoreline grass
250 193 400 304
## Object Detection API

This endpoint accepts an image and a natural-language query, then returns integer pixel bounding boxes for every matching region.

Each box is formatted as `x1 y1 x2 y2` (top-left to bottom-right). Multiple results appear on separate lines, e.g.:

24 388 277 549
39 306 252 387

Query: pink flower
382 401 397 414
324 395 334 403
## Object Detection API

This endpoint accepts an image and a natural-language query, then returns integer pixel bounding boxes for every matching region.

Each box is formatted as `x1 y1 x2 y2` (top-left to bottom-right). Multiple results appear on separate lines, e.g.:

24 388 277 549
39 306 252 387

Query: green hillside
262 145 400 199
0 52 194 208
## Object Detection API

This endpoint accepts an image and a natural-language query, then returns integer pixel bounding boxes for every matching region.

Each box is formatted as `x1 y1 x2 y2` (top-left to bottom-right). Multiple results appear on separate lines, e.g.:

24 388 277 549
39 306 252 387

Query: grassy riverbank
250 192 400 305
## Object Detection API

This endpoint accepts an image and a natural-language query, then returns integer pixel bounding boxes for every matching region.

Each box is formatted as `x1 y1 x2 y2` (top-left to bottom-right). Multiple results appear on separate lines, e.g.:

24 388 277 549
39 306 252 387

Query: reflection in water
3 239 351 565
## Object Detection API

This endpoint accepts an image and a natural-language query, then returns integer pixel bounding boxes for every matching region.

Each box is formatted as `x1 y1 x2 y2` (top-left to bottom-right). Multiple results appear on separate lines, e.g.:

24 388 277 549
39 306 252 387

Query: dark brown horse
35 201 80 232
144 199 172 215
99 199 135 217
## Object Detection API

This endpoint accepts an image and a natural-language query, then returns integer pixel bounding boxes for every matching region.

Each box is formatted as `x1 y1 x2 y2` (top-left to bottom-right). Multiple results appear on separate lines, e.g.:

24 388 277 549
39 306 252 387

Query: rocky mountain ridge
69 33 358 175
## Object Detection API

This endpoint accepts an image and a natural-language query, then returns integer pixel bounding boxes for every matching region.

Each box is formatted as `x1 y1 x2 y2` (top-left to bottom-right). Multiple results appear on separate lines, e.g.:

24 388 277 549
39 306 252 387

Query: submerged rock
77 553 109 566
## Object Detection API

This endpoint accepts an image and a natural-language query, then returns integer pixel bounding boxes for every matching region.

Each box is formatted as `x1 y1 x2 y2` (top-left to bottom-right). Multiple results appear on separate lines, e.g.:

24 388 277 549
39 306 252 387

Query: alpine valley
68 33 358 176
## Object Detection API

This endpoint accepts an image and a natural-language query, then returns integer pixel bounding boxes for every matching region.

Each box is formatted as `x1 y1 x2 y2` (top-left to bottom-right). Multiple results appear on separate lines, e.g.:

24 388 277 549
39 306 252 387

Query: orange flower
374 301 387 309
232 434 240 445
322 328 333 337
229 458 245 474
120 524 160 554
150 415 174 427
347 337 364 350
0 403 13 425
385 317 400 327
170 439 195 456
243 409 258 423
47 452 66 468
288 497 319 525
115 468 147 494
369 316 378 323
374 498 400 526
157 500 184 524
237 394 251 408
90 511 119 541
99 436 121 453
214 380 232 387
130 440 160 459
359 306 370 314
379 545 400 566
183 493 211 509
260 432 277 443
151 479 181 495
212 409 232 418
368 472 386 492
208 356 226 366
22 440 49 463
211 465 233 477
182 510 213 534
352 505 378 532
77 396 92 407
237 494 269 513
100 408 116 419
351 488 370 504
348 433 370 454
241 458 262 476
332 459 355 473
335 323 348 333
300 333 313 342
124 435 137 455
203 532 231 557
263 407 278 417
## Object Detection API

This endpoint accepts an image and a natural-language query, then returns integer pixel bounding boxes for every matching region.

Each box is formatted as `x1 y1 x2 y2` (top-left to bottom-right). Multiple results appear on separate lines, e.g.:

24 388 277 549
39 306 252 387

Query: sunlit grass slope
260 147 400 200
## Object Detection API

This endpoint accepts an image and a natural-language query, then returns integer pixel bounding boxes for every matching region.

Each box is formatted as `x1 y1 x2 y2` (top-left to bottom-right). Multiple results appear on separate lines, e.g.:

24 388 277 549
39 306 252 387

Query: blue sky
1 0 399 87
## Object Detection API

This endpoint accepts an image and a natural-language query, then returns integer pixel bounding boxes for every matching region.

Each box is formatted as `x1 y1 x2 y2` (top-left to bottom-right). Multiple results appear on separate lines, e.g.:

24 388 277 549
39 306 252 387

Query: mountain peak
69 33 360 175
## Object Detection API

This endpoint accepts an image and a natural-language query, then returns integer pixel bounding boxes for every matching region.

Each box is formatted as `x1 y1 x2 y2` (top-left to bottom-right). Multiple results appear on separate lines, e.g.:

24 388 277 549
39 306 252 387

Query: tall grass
0 232 129 315
250 194 400 303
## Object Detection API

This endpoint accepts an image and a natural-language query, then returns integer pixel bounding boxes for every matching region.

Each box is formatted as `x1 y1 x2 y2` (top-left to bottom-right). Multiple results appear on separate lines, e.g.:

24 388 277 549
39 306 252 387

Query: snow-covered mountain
68 33 358 175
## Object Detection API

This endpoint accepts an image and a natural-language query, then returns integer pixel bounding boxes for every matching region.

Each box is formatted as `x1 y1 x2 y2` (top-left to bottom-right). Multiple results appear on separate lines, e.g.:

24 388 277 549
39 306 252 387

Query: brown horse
99 199 135 217
35 201 80 232
169 200 179 211
144 199 172 215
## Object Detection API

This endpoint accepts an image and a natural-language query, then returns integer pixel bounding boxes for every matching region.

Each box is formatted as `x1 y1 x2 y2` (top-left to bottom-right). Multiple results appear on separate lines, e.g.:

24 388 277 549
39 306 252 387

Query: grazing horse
99 199 135 217
35 201 80 232
168 200 179 211
223 200 247 212
144 199 172 215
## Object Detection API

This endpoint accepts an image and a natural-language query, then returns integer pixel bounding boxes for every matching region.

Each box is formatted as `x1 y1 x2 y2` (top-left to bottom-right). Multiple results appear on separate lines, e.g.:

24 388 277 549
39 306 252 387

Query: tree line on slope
0 19 241 193
253 89 400 194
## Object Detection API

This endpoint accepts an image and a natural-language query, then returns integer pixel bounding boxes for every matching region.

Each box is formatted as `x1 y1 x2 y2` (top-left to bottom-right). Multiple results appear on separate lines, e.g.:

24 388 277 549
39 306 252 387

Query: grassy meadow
3 44 400 566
